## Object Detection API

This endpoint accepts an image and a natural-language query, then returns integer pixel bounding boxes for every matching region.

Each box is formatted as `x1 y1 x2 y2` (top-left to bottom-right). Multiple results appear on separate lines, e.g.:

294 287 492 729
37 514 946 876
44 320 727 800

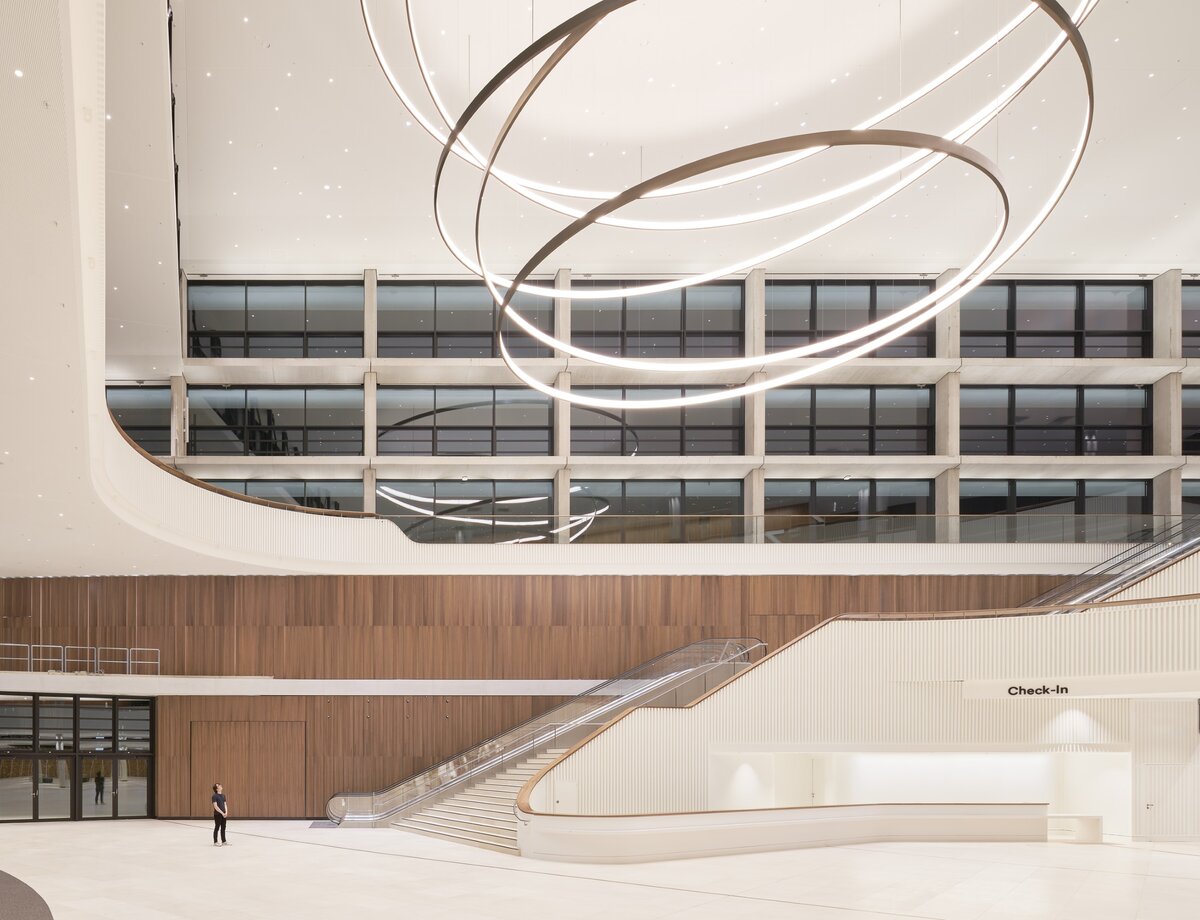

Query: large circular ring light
364 0 1096 409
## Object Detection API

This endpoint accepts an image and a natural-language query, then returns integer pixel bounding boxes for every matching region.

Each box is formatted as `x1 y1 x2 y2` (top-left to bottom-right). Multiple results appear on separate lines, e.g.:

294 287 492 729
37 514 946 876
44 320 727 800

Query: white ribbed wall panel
534 601 1200 837
1108 549 1200 603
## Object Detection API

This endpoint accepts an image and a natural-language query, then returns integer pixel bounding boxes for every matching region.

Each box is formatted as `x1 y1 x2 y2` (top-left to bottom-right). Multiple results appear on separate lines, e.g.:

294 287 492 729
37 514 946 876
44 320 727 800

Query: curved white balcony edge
516 802 1048 863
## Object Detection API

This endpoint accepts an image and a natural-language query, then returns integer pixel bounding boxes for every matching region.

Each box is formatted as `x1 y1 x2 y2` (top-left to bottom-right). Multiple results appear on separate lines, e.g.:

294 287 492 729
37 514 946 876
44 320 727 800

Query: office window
106 387 171 455
377 387 552 456
376 480 553 542
961 386 1150 455
960 281 1150 357
1183 481 1200 517
763 480 934 542
570 281 743 357
960 479 1152 542
187 281 364 357
187 387 363 456
377 281 553 358
765 280 934 357
765 386 932 454
206 479 363 512
570 388 743 455
1181 388 1200 455
569 480 744 543
1183 283 1200 356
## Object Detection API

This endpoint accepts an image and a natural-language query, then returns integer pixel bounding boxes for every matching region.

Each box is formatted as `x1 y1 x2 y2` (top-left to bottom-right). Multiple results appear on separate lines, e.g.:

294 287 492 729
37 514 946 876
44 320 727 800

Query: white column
362 467 378 515
1153 469 1181 519
553 467 571 544
1153 269 1182 360
363 268 378 360
934 268 960 359
744 267 766 358
363 371 378 460
178 272 189 358
935 467 960 543
1153 371 1182 520
935 372 959 457
169 375 187 458
554 268 571 357
553 370 572 542
744 467 765 544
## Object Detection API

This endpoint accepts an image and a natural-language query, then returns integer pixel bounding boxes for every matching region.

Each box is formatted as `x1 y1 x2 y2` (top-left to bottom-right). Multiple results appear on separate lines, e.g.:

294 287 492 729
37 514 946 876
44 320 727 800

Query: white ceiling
160 0 1200 277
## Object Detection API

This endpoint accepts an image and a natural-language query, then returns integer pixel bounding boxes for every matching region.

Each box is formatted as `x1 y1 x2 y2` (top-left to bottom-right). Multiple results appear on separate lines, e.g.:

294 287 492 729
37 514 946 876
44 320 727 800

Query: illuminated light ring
434 0 1091 384
365 0 1096 278
448 1 1093 408
369 0 1093 409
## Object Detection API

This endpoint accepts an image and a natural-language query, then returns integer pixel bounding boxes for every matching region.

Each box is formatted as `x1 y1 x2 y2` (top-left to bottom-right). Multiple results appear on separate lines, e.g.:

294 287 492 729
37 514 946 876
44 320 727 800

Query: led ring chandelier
364 0 1096 410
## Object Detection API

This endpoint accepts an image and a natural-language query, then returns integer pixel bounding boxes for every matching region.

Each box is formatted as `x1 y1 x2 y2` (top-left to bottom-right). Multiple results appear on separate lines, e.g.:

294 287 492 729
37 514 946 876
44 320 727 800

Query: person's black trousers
213 813 227 843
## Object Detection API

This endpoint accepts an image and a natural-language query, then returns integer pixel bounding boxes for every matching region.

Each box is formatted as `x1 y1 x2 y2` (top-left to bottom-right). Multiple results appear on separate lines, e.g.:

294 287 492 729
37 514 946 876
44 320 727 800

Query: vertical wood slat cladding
0 574 1059 680
157 695 566 818
189 721 305 818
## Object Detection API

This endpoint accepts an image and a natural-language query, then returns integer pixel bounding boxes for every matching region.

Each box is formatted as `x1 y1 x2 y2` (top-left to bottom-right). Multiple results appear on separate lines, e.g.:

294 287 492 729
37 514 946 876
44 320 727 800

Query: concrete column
178 272 189 358
363 269 378 360
554 268 571 356
1153 269 1182 360
363 371 378 460
362 467 377 515
1153 468 1182 519
935 373 959 457
553 467 571 544
934 269 960 359
552 370 571 458
934 467 960 543
169 375 187 458
1153 373 1182 458
744 267 766 357
743 370 766 457
744 467 765 544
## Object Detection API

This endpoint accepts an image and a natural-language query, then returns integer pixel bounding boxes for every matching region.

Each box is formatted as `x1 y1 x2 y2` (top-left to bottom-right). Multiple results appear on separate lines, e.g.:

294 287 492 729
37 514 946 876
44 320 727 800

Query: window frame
186 386 365 457
569 387 745 456
764 386 934 455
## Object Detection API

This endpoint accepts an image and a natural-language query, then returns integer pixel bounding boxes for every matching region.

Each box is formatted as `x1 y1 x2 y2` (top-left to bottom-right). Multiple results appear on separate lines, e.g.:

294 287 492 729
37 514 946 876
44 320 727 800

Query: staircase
391 749 566 853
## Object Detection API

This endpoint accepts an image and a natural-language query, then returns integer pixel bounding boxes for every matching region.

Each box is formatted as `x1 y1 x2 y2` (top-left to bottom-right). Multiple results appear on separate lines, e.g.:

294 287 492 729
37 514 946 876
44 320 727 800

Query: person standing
211 782 230 847
94 771 105 805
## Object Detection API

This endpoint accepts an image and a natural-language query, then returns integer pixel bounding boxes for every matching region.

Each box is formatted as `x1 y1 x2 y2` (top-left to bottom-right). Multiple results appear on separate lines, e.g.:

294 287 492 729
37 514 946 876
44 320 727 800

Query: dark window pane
303 480 363 512
38 698 74 753
814 388 870 426
961 429 1009 454
1014 388 1076 427
436 285 495 333
378 284 435 333
245 481 306 505
436 389 492 427
1084 284 1146 333
961 335 1009 357
959 480 1010 515
379 334 434 358
960 388 1008 426
306 336 364 358
1083 388 1147 427
246 284 304 332
306 284 364 333
815 284 871 335
873 481 933 515
813 481 867 516
188 283 245 333
0 697 33 754
765 389 812 427
764 480 813 515
1084 335 1145 358
435 335 493 358
1015 284 1076 331
1013 428 1077 455
1014 335 1074 358
246 335 304 357
873 428 930 454
813 429 870 453
765 282 812 334
959 285 1008 332
874 388 930 426
626 290 682 332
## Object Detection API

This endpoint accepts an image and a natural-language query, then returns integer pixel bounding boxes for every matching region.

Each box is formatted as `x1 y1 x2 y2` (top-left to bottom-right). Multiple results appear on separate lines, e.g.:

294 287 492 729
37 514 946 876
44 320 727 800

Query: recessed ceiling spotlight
106 113 111 120
227 139 233 145
1149 73 1155 78
344 147 349 153
328 77 334 83
323 184 330 190
274 106 279 111
13 69 23 78
243 16 249 22
286 71 292 77
123 203 129 209
206 71 212 77
272 165 278 170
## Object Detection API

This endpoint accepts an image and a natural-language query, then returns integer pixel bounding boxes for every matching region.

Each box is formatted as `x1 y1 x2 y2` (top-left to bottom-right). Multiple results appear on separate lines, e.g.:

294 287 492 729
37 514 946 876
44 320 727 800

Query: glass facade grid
570 281 744 357
205 479 364 512
764 280 935 357
764 386 933 455
187 386 364 456
1183 283 1200 356
378 281 554 358
570 388 744 455
377 387 553 456
959 479 1153 542
188 281 365 357
960 281 1151 357
106 387 172 455
377 479 554 543
0 694 153 822
960 386 1151 456
1180 387 1200 455
569 480 744 542
764 479 935 541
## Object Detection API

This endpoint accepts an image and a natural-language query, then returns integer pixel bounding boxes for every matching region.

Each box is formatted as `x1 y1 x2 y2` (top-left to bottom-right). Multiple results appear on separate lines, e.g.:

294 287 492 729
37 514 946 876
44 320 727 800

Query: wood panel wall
156 695 566 818
1 573 1063 818
0 574 1061 680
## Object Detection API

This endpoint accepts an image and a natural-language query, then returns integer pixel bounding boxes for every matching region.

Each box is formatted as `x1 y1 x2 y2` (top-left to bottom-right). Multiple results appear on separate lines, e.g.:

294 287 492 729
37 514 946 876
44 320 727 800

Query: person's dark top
212 793 227 814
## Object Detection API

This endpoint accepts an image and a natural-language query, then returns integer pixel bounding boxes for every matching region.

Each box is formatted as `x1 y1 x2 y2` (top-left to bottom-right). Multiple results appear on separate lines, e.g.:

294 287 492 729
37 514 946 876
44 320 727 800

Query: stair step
455 789 513 801
441 798 513 815
423 808 517 831
475 781 524 792
398 815 517 843
392 821 518 854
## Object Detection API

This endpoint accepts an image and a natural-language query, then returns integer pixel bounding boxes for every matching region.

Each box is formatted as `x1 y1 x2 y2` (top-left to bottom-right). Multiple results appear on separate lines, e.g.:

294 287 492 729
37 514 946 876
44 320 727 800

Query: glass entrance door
81 757 113 818
35 757 72 820
0 758 34 821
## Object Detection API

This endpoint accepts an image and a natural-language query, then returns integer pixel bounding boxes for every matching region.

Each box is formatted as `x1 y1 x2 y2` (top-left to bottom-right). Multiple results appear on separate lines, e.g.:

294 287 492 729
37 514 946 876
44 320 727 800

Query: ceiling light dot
123 203 129 209
105 113 111 120
13 69 23 78
328 77 334 83
286 71 292 77
1149 73 1155 78
206 71 212 77
324 184 330 190
243 16 249 22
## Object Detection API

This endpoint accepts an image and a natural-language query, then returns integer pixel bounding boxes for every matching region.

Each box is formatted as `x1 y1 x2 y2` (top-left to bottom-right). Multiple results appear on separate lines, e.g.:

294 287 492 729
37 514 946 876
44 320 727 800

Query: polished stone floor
1 820 1199 919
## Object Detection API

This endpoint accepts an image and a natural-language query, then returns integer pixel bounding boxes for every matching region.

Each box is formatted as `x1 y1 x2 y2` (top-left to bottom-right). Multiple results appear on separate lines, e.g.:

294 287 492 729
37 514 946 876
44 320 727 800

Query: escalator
326 638 765 850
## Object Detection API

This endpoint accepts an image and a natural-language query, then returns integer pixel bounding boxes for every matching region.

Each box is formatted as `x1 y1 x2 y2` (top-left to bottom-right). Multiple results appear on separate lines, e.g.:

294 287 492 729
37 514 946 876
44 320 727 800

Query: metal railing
326 638 765 826
0 644 160 675
1023 514 1200 610
381 513 1177 545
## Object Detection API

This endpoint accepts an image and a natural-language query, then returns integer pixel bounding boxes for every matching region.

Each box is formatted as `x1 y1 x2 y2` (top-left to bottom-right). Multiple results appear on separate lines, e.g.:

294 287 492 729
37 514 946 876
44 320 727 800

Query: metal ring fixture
365 0 1096 409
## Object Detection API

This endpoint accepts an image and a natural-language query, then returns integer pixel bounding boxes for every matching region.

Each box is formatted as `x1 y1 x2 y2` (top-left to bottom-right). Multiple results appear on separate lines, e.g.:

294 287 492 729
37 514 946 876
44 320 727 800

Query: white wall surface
528 598 1200 839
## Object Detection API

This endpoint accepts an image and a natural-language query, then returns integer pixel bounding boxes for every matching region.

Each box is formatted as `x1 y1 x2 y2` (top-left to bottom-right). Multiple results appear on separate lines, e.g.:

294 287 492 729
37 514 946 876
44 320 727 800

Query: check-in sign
961 671 1200 700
